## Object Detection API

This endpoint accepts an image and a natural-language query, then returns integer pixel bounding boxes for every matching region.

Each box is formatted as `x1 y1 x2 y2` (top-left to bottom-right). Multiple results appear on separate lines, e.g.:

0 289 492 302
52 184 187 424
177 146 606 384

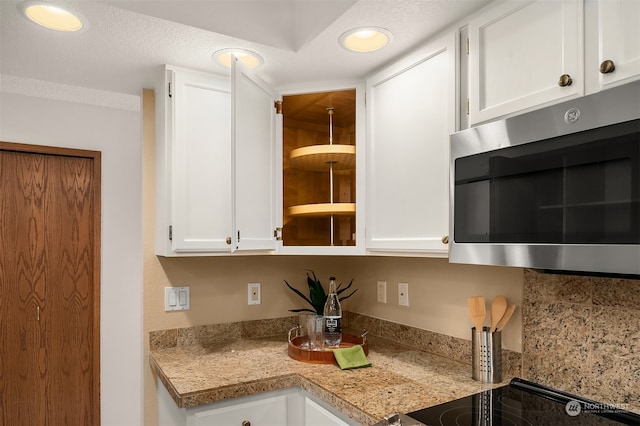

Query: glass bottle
323 276 342 346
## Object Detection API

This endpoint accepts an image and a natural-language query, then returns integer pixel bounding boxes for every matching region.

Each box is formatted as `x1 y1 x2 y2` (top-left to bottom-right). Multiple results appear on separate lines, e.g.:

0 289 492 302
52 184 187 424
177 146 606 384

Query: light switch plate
398 282 409 307
165 286 190 311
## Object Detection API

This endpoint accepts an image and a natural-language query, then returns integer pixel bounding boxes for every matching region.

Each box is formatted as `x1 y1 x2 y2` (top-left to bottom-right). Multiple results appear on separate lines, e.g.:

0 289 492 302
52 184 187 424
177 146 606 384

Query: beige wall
142 91 524 424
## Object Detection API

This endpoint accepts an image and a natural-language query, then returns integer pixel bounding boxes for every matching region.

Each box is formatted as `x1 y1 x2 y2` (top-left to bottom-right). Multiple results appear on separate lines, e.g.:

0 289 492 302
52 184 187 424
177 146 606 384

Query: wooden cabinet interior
282 89 356 246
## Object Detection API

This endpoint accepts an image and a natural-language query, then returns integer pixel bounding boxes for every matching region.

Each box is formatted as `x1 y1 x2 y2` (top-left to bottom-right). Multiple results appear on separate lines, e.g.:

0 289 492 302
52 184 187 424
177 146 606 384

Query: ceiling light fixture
18 0 86 32
212 48 264 69
339 27 392 53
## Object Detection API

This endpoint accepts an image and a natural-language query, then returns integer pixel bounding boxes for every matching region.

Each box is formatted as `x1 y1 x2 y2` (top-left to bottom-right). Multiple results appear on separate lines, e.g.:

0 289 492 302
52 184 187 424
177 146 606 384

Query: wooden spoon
495 304 516 332
490 295 508 332
467 296 486 331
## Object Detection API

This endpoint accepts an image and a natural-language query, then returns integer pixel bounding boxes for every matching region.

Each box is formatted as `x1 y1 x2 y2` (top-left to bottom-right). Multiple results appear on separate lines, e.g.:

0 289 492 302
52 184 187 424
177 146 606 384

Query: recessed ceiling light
18 1 86 32
339 27 392 53
212 48 264 69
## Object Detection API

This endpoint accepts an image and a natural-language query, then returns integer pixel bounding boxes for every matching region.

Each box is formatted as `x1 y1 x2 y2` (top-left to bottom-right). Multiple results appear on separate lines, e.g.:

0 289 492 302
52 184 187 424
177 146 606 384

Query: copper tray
287 326 368 364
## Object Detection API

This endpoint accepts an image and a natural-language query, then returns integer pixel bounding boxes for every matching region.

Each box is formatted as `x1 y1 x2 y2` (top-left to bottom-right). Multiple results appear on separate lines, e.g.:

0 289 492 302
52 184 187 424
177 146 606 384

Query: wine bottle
323 276 342 346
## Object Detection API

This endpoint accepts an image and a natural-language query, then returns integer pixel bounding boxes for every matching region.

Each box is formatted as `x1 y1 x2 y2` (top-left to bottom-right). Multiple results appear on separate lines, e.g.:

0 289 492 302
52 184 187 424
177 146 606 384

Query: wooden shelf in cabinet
287 203 356 218
282 89 357 247
289 145 355 171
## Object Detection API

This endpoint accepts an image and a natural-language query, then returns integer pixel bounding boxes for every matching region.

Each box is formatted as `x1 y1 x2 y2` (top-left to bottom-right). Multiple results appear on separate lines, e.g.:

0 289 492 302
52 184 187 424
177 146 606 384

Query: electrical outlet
248 282 261 305
377 281 387 303
398 282 409 307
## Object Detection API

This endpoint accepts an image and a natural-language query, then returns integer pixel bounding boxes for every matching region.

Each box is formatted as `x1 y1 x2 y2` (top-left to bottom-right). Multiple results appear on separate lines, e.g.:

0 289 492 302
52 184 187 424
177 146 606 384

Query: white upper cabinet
155 62 277 256
596 0 640 90
156 66 233 255
468 0 583 125
365 33 455 255
232 60 278 252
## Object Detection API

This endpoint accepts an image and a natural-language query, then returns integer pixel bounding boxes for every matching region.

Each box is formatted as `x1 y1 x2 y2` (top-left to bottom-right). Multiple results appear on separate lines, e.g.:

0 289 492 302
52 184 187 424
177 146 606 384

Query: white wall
0 76 143 426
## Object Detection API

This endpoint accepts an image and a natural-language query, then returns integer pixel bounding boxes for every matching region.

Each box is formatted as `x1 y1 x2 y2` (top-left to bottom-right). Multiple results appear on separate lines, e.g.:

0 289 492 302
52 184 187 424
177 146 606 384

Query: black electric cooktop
407 378 640 426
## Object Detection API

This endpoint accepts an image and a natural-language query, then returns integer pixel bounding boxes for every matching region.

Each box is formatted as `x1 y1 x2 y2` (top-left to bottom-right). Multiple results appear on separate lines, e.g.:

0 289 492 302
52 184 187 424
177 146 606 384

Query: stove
375 378 640 426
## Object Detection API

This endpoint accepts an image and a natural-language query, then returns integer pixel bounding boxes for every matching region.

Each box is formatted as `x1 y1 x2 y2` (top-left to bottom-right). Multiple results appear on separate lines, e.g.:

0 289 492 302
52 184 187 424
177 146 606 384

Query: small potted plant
284 270 357 314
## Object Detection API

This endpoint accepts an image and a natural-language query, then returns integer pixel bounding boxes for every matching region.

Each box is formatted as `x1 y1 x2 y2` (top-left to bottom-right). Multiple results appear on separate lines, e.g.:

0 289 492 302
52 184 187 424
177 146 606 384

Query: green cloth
332 345 371 370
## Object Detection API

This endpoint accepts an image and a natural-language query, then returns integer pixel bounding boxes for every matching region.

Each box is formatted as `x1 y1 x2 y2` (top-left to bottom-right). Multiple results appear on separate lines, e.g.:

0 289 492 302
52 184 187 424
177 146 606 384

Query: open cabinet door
231 58 279 251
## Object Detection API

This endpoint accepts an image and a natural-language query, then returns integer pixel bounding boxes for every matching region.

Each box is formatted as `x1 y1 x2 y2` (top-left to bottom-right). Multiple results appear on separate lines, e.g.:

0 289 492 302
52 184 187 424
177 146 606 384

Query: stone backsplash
150 311 522 380
344 311 522 378
522 269 640 411
149 316 297 350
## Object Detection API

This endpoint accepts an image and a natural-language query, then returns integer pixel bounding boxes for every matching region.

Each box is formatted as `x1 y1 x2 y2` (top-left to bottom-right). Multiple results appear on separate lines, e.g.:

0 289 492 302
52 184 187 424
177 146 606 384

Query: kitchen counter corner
149 332 509 424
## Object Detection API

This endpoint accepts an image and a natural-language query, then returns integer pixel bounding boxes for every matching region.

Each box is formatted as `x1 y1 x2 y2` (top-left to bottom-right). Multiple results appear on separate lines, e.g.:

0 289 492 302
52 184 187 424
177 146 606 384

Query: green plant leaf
306 270 327 314
285 270 358 315
288 308 317 313
284 279 313 306
336 278 354 296
338 288 358 302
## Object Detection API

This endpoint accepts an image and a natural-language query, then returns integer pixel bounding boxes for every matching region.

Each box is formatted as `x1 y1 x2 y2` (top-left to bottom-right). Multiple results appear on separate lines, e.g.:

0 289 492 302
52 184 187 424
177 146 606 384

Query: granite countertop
149 331 507 425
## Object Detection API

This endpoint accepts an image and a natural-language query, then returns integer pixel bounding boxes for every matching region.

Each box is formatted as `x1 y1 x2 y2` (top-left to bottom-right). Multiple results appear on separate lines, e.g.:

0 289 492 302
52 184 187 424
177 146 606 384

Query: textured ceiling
0 0 493 96
101 0 358 51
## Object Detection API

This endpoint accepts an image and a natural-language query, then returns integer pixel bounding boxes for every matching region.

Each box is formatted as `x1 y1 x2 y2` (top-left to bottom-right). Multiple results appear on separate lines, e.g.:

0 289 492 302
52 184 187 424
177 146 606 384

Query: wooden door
0 142 100 425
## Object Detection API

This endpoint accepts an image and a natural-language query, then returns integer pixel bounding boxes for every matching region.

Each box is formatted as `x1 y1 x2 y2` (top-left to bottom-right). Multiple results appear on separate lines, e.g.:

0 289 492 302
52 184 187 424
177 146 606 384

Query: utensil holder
472 327 502 383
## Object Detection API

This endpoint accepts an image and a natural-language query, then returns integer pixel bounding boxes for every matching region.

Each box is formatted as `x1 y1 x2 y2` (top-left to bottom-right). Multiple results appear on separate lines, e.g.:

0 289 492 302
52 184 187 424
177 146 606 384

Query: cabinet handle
558 74 572 87
242 422 251 426
441 235 449 245
226 237 232 245
599 60 616 74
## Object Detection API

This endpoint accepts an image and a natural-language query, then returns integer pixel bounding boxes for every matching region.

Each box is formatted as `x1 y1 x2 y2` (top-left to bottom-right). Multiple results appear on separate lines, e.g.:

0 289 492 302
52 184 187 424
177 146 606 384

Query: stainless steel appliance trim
451 82 640 160
449 81 640 276
449 243 640 276
372 412 426 426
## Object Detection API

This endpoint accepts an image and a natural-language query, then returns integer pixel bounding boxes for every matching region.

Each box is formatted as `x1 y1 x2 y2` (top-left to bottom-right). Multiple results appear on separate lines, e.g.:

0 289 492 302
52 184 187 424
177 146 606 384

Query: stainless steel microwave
449 82 640 276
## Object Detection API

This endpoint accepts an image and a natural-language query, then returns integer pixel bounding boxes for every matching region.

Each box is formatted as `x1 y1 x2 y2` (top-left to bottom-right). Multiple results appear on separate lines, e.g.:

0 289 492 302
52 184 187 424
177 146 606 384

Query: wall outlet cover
248 282 261 305
398 282 409 307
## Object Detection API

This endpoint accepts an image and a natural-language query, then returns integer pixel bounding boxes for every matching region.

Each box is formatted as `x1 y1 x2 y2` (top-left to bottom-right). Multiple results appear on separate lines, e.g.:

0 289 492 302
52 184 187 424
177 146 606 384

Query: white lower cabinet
304 397 351 426
157 379 358 426
188 394 288 426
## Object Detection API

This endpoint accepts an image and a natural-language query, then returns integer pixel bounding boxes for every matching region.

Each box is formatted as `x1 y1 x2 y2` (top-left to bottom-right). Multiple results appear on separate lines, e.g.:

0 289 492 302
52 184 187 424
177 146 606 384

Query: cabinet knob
558 74 572 87
599 60 616 74
242 422 251 426
441 235 449 244
226 237 232 245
